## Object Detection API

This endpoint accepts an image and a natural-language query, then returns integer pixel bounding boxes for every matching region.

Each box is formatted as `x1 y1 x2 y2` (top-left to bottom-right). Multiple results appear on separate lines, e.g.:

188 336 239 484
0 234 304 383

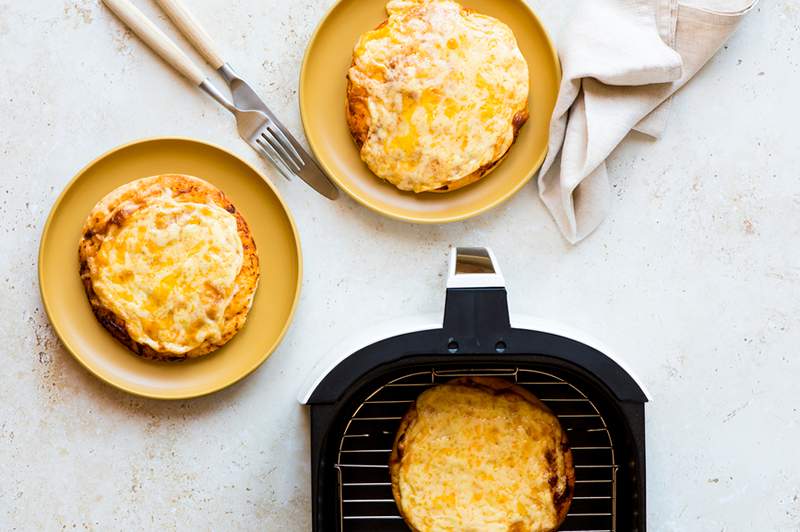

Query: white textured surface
0 0 798 530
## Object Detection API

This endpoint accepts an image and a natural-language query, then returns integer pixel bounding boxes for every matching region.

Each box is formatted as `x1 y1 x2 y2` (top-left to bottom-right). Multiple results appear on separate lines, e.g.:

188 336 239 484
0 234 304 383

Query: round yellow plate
38 138 302 399
300 0 560 223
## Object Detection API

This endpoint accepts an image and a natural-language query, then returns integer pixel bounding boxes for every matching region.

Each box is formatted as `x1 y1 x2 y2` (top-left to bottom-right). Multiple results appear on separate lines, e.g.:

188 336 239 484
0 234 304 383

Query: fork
102 0 339 200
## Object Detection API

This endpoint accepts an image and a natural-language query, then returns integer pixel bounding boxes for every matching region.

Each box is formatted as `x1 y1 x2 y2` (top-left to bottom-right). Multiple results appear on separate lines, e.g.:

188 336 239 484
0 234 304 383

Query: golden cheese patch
91 194 244 355
348 0 530 192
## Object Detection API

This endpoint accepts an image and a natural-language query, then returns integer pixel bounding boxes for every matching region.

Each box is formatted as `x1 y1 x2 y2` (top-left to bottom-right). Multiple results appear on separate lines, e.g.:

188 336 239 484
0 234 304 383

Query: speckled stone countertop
1 0 798 530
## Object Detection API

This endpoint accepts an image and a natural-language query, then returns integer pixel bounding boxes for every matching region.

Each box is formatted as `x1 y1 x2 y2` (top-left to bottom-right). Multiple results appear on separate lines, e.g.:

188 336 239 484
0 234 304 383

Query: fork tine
255 137 293 181
261 131 302 173
267 124 304 168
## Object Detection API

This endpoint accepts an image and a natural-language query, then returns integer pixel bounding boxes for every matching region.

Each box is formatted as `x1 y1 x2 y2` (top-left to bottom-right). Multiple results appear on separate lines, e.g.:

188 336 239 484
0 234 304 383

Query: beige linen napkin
538 0 758 243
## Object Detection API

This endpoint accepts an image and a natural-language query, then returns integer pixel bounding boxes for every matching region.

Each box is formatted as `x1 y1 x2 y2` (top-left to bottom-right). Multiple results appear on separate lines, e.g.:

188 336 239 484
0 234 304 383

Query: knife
154 0 339 200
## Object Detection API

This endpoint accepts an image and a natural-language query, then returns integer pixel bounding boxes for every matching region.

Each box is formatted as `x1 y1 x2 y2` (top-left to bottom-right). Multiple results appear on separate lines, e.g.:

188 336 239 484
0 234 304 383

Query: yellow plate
38 137 302 399
300 0 560 223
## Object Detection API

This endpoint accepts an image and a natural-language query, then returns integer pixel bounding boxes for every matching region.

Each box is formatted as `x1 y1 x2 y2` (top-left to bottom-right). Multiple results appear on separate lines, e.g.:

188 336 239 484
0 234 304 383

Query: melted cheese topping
396 384 568 531
349 0 529 192
92 194 243 354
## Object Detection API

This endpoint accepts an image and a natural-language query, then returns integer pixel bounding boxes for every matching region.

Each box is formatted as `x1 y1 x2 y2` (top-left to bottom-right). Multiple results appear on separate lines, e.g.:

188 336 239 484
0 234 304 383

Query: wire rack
335 367 618 532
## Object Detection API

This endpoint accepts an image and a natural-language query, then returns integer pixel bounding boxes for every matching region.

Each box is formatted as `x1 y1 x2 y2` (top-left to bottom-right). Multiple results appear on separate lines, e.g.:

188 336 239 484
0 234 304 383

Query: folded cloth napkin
538 0 758 243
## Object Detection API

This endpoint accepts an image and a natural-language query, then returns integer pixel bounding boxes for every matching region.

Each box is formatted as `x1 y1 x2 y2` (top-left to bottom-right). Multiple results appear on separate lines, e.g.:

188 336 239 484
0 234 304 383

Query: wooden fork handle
155 0 225 70
102 0 206 86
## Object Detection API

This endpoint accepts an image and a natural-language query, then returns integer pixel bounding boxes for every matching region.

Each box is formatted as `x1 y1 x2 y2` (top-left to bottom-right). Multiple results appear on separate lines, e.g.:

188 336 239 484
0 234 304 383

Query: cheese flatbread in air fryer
347 0 530 193
390 376 575 531
78 174 259 361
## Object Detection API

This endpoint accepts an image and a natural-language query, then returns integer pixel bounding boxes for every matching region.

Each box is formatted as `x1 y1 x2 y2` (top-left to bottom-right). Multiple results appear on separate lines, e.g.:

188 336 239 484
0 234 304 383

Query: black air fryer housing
300 248 649 531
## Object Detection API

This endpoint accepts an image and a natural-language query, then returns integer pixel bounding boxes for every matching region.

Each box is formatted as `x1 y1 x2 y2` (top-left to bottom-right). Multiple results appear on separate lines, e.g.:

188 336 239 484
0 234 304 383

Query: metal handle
102 0 206 86
154 0 225 69
446 247 506 289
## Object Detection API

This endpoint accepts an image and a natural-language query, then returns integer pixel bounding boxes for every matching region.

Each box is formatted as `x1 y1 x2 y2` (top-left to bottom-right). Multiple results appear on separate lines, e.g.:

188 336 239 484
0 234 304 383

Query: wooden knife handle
102 0 206 86
155 0 225 70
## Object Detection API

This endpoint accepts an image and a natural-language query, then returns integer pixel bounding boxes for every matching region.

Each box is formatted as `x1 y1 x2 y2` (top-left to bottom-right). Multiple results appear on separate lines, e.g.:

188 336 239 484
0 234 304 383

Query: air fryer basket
302 248 648 531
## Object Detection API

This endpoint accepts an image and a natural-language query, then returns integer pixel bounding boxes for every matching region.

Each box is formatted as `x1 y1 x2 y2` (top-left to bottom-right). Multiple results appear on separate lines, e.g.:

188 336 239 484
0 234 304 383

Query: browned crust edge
345 17 530 194
78 174 260 362
345 20 388 151
389 375 575 531
390 401 418 531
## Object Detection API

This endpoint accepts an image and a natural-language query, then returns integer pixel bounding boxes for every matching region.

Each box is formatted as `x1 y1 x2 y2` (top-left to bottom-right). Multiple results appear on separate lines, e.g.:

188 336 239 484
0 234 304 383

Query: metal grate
335 367 618 532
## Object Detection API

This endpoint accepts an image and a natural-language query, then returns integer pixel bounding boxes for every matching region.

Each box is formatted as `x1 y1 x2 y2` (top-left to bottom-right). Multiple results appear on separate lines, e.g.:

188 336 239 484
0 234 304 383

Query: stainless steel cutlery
102 0 339 200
